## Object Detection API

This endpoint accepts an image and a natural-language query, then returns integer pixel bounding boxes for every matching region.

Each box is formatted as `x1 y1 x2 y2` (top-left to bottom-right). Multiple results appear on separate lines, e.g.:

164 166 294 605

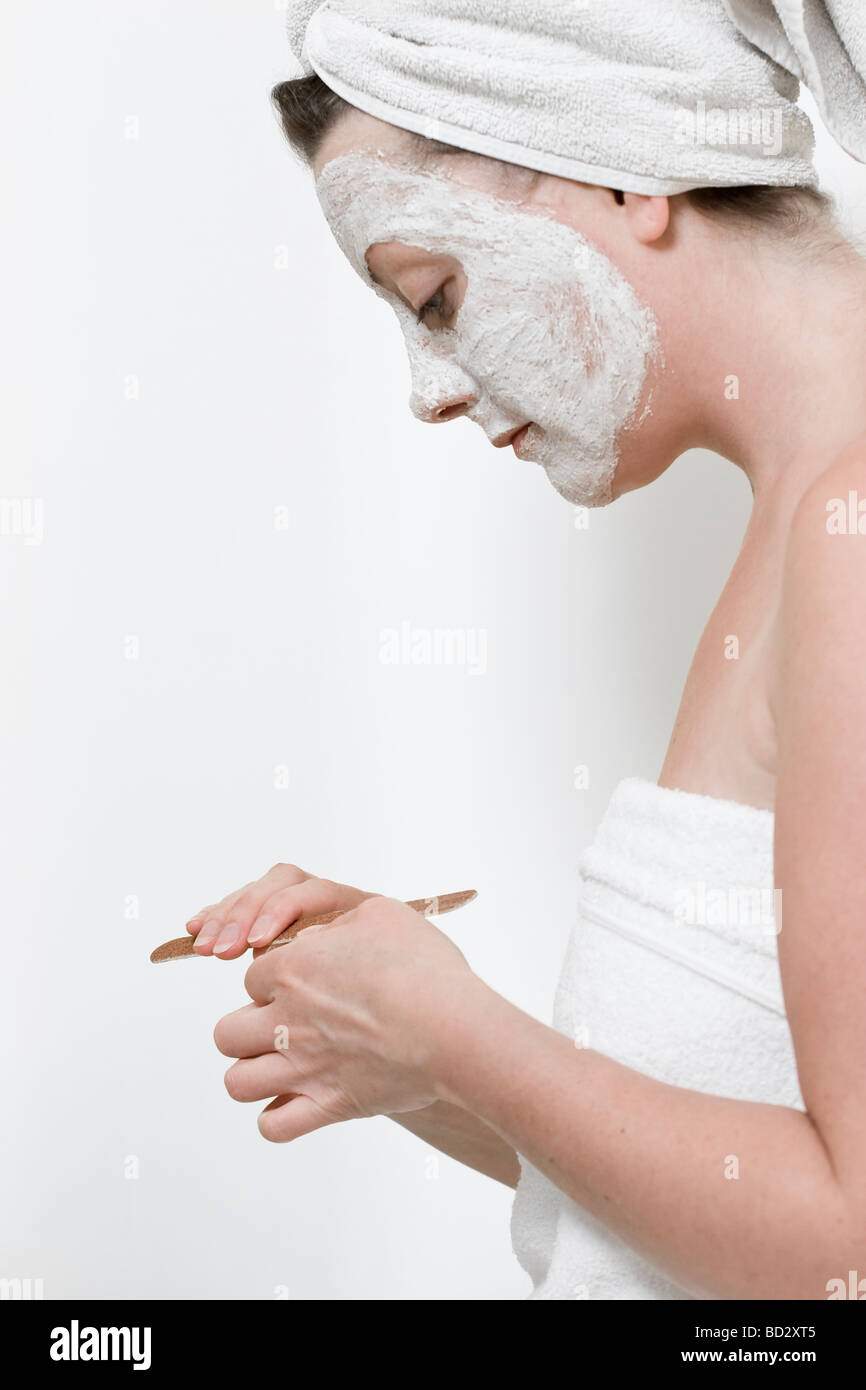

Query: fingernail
194 919 221 951
213 923 240 955
248 915 274 946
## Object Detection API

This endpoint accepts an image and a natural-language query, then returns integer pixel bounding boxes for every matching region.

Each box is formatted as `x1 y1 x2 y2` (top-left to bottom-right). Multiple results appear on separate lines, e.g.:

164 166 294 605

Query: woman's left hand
212 894 478 1142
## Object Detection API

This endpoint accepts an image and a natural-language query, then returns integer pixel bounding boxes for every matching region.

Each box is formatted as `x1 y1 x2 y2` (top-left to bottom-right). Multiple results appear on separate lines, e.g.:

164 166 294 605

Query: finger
245 877 373 950
209 864 311 960
185 905 217 936
191 884 255 954
224 1053 302 1103
243 945 286 1006
257 1093 334 1143
243 919 326 1004
213 1001 279 1059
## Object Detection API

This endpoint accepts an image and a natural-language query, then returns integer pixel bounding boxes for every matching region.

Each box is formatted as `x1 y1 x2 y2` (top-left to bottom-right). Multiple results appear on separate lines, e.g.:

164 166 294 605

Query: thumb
257 1093 334 1144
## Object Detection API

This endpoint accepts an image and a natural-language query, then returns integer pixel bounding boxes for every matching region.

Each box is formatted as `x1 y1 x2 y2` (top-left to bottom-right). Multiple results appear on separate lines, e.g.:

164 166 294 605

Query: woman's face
313 114 663 508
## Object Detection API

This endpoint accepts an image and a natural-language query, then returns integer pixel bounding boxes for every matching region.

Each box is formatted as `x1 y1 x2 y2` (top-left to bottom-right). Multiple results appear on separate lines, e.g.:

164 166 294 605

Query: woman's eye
416 288 449 325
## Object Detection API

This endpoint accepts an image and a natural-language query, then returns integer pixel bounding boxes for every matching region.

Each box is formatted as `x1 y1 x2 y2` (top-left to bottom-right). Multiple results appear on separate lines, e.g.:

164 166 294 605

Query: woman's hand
185 864 378 960
212 894 480 1141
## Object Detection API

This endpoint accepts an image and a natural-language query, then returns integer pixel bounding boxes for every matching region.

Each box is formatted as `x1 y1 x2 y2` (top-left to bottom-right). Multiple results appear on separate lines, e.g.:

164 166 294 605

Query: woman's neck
687 234 866 520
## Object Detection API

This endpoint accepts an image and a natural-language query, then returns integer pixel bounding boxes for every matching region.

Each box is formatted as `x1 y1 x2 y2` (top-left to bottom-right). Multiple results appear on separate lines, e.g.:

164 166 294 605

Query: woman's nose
406 345 478 423
410 385 479 424
428 396 476 424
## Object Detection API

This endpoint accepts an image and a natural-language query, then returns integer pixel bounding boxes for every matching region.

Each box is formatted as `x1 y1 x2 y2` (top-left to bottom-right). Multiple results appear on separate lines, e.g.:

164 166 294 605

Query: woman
188 2 866 1299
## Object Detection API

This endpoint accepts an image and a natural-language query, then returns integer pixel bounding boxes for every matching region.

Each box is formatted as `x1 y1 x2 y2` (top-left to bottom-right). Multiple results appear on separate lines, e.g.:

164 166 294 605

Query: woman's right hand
185 865 379 961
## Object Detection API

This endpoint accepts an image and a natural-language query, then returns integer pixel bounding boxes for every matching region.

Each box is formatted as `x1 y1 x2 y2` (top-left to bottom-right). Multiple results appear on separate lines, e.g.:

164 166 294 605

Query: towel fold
724 1 866 161
285 1 866 194
509 776 804 1300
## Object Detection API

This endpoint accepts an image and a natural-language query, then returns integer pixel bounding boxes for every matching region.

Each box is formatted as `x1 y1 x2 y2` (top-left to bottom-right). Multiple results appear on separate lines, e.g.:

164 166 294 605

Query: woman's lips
511 423 530 456
491 422 533 454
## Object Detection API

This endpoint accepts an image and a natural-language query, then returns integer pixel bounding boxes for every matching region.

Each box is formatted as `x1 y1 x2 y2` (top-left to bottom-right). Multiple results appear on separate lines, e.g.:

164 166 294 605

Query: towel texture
509 776 804 1300
285 1 865 194
724 1 866 161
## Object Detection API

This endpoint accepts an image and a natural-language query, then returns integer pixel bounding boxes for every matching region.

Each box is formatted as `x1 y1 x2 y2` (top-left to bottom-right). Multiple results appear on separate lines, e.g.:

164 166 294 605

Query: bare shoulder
782 442 866 608
774 441 866 714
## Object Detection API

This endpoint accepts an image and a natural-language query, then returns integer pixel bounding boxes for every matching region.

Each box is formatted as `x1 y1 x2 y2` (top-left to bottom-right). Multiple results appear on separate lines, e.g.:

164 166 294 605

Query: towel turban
283 0 866 195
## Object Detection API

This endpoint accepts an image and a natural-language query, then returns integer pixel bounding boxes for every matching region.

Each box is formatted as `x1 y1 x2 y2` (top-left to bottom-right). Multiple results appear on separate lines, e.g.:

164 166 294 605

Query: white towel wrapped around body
509 776 803 1300
285 1 866 194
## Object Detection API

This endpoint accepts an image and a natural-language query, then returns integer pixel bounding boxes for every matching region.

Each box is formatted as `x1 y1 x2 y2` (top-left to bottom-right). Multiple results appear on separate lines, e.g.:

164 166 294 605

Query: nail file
149 889 477 963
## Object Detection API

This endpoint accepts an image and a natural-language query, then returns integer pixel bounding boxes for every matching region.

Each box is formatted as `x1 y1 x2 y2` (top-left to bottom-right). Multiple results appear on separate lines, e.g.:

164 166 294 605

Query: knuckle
269 862 306 881
223 1064 242 1099
273 950 297 984
212 1020 232 1055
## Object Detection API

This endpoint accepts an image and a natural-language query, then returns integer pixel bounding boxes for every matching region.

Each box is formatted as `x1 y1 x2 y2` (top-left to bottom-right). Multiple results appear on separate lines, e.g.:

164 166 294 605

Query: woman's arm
388 1101 520 1188
431 983 852 1299
426 458 866 1300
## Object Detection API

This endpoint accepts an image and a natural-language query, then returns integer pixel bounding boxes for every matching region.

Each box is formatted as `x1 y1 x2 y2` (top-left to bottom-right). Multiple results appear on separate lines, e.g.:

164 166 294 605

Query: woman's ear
614 191 671 243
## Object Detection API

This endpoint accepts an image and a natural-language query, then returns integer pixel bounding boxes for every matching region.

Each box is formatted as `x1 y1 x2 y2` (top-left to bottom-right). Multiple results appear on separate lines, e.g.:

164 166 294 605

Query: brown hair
271 72 835 233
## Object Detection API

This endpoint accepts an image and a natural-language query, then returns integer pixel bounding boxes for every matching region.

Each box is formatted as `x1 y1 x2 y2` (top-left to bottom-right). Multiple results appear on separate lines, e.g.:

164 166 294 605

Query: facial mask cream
316 151 661 506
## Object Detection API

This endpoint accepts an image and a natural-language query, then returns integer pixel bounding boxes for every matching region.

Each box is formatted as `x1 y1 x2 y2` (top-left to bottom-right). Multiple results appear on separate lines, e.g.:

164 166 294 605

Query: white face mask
315 150 661 507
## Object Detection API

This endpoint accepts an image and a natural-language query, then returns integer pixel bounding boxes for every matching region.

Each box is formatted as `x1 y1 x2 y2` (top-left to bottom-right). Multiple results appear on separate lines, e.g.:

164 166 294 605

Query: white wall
3 1 865 1300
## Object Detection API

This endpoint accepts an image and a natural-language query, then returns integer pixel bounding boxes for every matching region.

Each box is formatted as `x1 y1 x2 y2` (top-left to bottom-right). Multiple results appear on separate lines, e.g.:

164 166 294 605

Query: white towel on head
724 1 866 161
284 1 864 194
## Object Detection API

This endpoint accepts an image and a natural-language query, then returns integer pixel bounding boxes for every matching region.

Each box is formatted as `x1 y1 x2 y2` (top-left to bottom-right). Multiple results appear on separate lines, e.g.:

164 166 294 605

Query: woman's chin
529 438 618 509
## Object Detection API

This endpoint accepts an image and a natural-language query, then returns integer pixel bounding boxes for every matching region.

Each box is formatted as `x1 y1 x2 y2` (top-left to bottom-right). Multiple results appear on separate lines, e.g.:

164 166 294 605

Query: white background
3 1 865 1300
